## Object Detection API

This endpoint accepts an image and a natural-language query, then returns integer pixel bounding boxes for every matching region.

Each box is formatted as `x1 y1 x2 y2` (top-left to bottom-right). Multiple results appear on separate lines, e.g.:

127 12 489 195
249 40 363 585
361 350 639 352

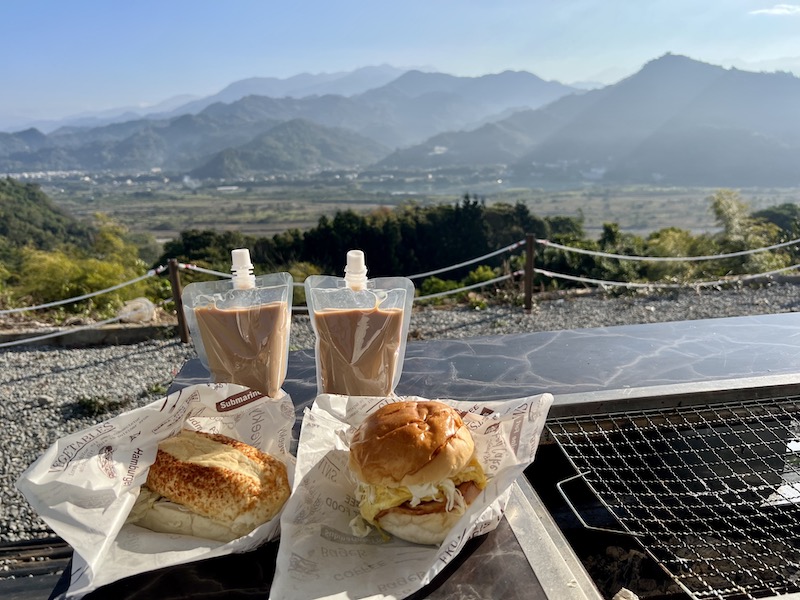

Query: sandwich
127 429 290 542
348 400 487 545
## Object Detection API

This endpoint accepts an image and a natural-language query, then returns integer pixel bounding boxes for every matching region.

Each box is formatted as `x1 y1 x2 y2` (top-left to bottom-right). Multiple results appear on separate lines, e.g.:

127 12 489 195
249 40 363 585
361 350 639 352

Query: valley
33 169 800 244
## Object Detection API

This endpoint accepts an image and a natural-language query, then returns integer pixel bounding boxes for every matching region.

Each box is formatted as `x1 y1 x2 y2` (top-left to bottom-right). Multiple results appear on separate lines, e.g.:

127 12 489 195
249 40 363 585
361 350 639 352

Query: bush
14 249 148 316
463 265 496 286
418 276 460 305
287 261 322 306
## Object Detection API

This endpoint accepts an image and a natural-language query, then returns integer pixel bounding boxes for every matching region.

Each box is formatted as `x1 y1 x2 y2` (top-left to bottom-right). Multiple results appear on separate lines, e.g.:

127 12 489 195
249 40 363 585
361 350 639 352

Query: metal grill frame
548 396 800 600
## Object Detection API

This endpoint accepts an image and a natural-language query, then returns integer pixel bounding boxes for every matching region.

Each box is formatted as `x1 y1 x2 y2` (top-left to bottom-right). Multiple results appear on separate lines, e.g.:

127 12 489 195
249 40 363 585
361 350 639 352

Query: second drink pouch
306 250 414 397
183 249 293 398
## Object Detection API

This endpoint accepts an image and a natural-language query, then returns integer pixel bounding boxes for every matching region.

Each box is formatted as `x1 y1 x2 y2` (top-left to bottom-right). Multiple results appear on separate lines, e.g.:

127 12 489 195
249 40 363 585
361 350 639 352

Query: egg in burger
348 400 487 545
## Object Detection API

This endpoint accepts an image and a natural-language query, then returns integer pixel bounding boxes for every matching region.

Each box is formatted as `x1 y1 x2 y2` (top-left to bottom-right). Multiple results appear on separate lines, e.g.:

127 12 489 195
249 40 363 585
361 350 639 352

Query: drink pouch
305 250 414 397
182 249 292 398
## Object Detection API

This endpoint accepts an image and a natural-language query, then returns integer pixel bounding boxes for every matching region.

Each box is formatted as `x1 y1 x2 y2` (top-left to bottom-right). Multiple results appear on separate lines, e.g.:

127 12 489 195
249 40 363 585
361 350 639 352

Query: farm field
41 175 800 244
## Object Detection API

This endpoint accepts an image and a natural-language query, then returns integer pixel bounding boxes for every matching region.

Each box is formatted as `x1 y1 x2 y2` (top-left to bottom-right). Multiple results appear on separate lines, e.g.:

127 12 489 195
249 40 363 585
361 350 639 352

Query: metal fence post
524 233 535 313
168 259 190 343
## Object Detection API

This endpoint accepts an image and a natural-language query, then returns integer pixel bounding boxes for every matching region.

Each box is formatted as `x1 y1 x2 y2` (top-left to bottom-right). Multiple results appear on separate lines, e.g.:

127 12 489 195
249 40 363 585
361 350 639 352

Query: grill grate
547 397 800 600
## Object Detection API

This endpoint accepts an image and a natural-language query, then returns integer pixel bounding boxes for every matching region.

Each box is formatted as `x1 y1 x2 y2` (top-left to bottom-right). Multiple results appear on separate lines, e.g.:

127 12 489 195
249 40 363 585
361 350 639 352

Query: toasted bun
132 429 289 541
349 400 474 488
377 505 466 546
129 487 245 542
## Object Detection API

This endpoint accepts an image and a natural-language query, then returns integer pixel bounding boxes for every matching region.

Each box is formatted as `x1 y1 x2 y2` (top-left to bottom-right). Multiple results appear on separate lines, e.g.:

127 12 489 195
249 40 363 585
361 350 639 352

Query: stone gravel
2 281 800 546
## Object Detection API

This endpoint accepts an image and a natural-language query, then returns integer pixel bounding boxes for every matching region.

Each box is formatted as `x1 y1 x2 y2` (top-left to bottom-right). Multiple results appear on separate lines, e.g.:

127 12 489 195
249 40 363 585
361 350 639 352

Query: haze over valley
3 0 800 242
4 53 800 189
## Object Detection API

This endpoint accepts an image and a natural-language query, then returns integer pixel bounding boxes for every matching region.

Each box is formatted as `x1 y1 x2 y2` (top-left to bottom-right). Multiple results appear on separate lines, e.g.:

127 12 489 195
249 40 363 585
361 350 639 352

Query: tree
14 217 151 315
644 227 715 281
708 189 790 276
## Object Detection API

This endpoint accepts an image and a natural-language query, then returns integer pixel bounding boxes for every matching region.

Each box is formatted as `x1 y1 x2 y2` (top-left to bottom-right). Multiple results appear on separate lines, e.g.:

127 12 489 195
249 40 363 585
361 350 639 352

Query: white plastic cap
230 248 256 290
231 248 253 272
344 249 368 290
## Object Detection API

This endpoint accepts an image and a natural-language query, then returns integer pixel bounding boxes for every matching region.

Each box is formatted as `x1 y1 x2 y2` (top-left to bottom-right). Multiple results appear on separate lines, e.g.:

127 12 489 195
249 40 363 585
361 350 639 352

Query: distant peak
634 53 725 79
645 53 712 68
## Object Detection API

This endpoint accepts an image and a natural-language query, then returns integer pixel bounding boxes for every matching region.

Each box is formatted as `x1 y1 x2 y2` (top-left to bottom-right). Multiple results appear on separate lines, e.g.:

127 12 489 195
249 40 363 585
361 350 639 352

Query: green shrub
287 261 322 306
15 249 148 315
418 276 460 305
463 265 496 286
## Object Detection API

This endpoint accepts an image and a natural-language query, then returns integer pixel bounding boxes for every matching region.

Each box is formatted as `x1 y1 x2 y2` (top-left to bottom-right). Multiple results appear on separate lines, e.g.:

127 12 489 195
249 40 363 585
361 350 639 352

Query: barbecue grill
529 375 800 600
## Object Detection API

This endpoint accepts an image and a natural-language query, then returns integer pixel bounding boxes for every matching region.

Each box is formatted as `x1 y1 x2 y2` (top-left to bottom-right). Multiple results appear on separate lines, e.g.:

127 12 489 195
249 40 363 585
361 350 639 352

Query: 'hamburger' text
122 448 145 486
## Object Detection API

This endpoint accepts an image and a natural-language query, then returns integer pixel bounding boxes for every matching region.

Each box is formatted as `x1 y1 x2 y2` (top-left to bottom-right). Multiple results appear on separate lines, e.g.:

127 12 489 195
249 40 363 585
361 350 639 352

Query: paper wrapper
16 383 296 600
270 393 553 600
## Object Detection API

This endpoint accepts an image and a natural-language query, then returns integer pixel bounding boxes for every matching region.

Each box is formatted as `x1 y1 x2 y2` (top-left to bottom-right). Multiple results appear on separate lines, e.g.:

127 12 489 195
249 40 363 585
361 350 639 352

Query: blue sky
2 0 800 123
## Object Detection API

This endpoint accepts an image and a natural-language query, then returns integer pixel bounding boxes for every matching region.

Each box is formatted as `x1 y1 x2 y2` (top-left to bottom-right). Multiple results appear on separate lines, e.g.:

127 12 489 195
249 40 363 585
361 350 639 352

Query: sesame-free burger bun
348 400 487 545
377 503 467 546
349 400 474 488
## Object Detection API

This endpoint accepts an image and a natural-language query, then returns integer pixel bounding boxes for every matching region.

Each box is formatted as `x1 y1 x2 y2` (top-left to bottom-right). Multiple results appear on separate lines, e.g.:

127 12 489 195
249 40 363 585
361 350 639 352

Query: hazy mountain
380 110 566 168
353 70 578 146
0 67 406 134
516 53 800 185
4 56 798 187
185 70 577 149
0 111 283 172
190 118 389 179
368 69 575 109
728 55 800 78
382 54 800 187
151 65 411 119
378 88 597 168
0 128 48 157
0 68 579 173
3 94 201 135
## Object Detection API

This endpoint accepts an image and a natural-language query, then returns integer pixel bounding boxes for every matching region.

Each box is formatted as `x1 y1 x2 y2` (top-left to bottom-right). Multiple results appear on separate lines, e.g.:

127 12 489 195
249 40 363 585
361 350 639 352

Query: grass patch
70 395 133 418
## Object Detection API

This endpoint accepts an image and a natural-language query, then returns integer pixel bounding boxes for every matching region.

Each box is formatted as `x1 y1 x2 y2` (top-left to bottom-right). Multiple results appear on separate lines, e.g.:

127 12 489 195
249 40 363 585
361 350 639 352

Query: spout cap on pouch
344 250 368 290
231 248 256 290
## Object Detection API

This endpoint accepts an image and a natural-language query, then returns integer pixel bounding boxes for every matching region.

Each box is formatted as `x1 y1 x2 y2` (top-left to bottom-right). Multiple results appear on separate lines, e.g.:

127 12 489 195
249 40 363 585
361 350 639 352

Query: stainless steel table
44 311 800 599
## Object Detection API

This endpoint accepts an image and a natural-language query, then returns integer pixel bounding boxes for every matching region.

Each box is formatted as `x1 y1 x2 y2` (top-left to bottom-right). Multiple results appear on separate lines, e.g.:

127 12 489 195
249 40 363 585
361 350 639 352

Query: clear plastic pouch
305 250 414 397
182 250 292 398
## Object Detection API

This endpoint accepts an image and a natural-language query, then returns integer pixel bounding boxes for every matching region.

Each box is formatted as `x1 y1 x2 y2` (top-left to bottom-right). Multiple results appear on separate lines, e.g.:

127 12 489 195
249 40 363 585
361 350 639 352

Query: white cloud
750 3 800 15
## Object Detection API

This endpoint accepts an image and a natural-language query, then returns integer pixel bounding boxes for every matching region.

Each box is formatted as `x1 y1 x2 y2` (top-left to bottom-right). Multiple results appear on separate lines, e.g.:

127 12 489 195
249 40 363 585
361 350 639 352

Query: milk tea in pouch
183 249 292 398
305 250 414 397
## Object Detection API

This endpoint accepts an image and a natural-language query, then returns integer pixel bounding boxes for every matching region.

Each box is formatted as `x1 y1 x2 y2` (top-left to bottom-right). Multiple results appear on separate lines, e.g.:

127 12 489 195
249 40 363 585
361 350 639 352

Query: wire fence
531 235 800 290
2 234 799 347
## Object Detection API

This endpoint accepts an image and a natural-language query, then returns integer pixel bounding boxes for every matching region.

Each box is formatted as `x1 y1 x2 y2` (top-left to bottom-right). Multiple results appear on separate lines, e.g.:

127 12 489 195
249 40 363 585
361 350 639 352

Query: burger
348 400 487 545
127 429 290 542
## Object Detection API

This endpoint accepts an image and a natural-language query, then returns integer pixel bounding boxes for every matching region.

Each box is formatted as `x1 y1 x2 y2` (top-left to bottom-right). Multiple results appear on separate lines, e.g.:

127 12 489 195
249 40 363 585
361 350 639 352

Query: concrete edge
0 324 179 349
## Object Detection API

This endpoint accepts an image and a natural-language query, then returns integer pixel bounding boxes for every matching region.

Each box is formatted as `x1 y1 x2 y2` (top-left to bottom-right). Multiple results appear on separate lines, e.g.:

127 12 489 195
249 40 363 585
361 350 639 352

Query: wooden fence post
524 233 535 313
168 259 190 343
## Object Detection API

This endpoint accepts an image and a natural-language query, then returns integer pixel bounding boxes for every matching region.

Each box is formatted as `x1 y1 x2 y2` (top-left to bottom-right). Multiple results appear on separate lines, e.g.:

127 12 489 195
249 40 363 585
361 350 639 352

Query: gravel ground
2 281 800 548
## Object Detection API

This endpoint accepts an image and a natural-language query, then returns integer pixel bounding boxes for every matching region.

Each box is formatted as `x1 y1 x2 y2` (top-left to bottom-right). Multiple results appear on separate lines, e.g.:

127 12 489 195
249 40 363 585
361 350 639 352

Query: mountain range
2 54 799 187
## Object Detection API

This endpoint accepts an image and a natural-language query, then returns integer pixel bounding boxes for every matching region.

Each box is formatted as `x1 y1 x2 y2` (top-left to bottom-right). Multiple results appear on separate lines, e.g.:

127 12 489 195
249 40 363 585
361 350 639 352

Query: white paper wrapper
270 393 553 600
16 383 296 600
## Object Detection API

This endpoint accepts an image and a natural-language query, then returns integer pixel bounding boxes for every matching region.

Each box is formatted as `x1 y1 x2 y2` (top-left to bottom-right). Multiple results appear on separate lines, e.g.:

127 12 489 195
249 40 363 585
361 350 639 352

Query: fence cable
0 266 167 315
179 263 230 278
535 263 800 290
0 313 139 349
537 237 800 262
179 263 306 287
180 241 525 287
415 271 523 302
5 232 800 347
405 240 524 280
